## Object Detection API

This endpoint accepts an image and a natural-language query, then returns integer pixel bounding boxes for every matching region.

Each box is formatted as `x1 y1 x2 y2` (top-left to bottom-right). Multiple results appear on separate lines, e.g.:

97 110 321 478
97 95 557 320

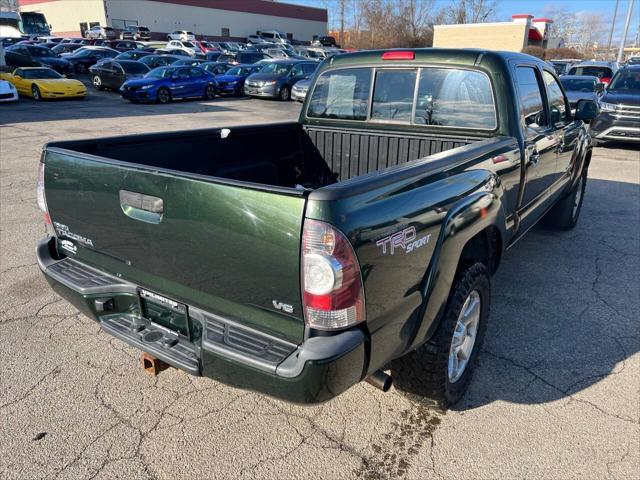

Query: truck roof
323 48 548 69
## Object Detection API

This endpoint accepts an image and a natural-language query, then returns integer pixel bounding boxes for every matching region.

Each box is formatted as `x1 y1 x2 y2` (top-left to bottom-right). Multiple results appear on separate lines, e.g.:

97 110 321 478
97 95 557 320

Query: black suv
591 65 640 143
120 25 151 41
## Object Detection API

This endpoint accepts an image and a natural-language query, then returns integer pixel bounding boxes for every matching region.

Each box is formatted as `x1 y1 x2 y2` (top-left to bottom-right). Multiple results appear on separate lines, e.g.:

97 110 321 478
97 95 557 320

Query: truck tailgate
43 149 307 343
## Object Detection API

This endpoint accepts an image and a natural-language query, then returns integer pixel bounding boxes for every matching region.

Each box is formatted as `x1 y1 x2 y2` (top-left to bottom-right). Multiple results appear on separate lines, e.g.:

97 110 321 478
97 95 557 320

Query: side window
308 67 372 121
302 63 317 76
176 68 189 79
101 61 113 70
189 68 204 78
292 64 304 76
371 69 417 123
515 66 547 132
542 70 569 125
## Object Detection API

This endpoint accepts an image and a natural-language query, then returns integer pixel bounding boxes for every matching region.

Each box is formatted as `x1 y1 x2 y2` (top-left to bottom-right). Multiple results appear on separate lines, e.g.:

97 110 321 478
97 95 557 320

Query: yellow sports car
0 67 86 100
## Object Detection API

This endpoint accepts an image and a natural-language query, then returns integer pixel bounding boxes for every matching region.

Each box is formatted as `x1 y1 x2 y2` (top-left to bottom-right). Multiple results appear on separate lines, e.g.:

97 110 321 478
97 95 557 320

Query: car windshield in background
20 68 63 79
121 62 149 74
607 69 640 92
145 67 173 78
560 78 597 92
259 62 291 75
226 66 252 76
308 67 496 129
217 54 235 62
569 66 612 79
182 42 196 48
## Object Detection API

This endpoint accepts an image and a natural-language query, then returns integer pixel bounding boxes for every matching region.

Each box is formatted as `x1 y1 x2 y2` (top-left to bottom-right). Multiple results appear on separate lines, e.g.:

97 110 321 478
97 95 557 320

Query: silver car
85 25 118 40
291 78 311 102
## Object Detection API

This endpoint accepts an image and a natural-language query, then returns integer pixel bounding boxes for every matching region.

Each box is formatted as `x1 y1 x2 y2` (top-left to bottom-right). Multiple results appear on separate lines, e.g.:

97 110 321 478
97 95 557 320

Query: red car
194 40 218 53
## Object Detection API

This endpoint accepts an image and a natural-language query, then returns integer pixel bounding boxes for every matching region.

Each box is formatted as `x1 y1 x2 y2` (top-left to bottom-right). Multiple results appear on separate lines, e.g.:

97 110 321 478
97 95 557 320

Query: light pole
617 0 635 63
607 0 619 51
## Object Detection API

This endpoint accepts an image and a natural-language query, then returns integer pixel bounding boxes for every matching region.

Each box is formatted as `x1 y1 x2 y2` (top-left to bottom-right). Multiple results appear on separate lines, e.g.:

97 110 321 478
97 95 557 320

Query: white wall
20 0 106 35
104 0 326 40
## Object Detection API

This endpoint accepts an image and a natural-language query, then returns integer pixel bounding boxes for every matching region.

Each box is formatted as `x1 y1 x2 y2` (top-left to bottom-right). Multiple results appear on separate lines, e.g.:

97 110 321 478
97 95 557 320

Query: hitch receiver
141 352 170 376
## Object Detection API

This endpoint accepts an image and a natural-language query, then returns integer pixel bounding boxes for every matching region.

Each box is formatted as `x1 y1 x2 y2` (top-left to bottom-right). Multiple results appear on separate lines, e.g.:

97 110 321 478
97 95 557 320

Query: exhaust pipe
365 369 393 392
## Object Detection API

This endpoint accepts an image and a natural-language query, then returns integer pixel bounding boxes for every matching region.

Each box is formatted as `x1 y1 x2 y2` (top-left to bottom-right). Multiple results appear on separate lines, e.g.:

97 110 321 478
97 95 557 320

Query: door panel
514 65 559 232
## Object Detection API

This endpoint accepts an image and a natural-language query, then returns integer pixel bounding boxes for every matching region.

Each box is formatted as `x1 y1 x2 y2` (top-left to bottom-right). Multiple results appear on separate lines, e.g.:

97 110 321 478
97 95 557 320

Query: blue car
120 65 218 104
215 64 262 96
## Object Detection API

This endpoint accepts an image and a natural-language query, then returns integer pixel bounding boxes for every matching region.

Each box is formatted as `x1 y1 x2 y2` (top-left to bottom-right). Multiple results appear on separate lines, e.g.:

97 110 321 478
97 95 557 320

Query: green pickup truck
36 49 598 407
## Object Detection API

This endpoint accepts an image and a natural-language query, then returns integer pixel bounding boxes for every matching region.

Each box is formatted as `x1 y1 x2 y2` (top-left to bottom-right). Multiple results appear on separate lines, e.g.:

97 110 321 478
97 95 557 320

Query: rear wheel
204 84 216 100
390 263 490 408
92 74 103 90
543 169 587 230
157 87 171 104
31 84 42 101
279 85 290 101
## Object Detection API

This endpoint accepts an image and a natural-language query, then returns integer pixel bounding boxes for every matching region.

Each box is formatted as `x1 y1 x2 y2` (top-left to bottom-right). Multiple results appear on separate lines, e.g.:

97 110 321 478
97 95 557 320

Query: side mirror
575 99 599 121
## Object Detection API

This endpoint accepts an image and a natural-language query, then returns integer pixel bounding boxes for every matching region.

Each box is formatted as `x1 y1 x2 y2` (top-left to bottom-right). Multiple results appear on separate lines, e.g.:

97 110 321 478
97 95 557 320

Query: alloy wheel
448 290 481 383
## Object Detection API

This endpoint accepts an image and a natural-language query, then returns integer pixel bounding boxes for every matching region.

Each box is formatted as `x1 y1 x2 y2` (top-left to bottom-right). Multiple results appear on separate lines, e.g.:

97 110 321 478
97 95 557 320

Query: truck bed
48 122 480 191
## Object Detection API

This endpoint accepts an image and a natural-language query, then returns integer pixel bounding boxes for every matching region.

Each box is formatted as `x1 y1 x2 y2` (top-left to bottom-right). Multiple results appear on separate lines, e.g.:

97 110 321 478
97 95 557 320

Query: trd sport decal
376 226 431 255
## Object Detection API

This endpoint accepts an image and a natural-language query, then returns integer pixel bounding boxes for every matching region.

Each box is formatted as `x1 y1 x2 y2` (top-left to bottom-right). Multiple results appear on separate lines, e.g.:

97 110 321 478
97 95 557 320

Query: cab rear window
307 66 496 129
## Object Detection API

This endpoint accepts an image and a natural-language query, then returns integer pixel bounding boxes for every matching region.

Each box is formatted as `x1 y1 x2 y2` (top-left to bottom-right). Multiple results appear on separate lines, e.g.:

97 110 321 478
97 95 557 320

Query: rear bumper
36 236 366 403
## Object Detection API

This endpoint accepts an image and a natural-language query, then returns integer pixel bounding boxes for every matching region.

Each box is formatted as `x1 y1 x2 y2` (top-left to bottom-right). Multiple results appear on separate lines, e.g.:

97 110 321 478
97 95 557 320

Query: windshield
560 78 597 92
259 62 291 75
607 69 640 92
182 42 195 48
217 54 235 62
0 17 23 33
121 62 149 74
19 68 62 79
145 67 174 78
226 66 252 76
27 46 53 57
569 66 613 79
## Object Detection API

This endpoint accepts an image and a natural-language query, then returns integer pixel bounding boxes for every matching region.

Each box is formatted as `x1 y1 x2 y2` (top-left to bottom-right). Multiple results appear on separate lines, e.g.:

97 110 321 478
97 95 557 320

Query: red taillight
37 162 54 230
601 77 611 84
381 50 414 61
302 219 365 330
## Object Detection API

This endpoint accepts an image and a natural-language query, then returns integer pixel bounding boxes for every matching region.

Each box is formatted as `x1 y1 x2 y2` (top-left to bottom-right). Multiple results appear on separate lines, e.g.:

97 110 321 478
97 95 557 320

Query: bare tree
443 0 498 24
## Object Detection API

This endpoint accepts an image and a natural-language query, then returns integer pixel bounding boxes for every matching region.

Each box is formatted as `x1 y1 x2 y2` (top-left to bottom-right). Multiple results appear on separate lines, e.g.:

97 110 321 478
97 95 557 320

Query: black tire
204 84 216 100
543 169 587 230
156 87 171 104
92 74 103 90
31 84 42 101
279 85 290 101
390 263 490 409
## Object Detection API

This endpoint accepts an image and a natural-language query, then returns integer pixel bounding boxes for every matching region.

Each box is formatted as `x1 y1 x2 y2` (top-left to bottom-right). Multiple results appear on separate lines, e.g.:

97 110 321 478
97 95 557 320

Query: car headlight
599 102 617 112
140 84 153 90
227 81 237 85
264 81 277 86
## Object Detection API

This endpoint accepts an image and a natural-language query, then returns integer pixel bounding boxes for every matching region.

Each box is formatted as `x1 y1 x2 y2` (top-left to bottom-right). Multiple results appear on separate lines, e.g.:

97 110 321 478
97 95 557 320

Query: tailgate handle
120 190 164 224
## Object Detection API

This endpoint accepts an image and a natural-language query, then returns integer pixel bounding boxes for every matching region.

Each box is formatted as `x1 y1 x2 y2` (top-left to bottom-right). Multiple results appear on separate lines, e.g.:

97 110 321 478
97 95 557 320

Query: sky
295 0 639 44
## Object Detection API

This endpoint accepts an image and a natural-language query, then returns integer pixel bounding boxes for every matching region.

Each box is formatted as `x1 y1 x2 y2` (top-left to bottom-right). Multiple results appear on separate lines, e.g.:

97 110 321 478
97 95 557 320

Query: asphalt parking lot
1 84 638 480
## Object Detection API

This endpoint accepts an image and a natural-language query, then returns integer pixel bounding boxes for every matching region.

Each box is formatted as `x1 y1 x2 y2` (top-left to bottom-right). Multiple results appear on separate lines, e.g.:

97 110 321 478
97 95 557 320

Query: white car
166 40 199 55
167 30 195 42
0 80 19 103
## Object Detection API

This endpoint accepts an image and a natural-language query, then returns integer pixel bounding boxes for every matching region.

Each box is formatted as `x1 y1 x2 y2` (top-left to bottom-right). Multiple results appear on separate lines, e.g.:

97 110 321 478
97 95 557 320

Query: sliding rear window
308 66 496 129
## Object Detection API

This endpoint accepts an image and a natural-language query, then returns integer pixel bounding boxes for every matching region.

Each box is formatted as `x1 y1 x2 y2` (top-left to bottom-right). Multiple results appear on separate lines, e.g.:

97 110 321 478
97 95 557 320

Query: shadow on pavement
392 177 639 412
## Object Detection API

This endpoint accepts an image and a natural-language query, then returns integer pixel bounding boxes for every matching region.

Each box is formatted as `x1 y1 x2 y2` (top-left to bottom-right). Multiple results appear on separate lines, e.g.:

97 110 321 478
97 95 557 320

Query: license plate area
138 288 191 339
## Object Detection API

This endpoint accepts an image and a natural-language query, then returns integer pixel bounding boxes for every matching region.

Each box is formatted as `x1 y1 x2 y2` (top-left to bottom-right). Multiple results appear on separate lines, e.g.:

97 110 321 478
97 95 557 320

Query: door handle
526 144 540 166
120 190 163 224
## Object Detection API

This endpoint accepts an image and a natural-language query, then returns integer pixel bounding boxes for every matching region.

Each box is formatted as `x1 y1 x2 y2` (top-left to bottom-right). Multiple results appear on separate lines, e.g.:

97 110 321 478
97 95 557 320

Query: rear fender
407 176 507 351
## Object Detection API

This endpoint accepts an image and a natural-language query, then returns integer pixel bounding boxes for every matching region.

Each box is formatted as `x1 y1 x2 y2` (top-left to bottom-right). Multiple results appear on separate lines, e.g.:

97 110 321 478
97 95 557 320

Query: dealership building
18 0 328 41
